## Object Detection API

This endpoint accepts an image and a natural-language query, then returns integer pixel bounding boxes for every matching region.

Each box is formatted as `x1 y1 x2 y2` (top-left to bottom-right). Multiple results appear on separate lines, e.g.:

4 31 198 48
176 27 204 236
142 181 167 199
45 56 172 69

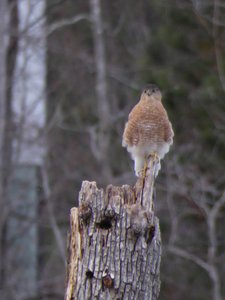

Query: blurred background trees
0 0 225 299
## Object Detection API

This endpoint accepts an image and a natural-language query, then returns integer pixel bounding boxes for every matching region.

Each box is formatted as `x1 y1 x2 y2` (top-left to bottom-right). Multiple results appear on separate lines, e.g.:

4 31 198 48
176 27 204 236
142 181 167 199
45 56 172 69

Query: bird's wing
128 102 141 120
164 120 174 144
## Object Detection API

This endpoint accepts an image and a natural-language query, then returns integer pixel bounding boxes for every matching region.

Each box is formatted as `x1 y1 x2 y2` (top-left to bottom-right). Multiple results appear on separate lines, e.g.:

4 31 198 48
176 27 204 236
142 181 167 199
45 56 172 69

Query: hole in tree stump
147 225 155 243
97 218 112 230
86 270 93 279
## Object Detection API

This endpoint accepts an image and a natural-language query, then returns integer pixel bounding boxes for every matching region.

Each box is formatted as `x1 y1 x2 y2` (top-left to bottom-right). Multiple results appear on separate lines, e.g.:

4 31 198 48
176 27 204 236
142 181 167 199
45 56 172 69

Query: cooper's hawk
122 84 174 177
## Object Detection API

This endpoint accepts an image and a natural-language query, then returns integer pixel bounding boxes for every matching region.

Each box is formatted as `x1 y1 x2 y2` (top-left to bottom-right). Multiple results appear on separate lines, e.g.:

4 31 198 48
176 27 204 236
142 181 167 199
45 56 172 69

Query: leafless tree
0 0 19 298
0 0 8 297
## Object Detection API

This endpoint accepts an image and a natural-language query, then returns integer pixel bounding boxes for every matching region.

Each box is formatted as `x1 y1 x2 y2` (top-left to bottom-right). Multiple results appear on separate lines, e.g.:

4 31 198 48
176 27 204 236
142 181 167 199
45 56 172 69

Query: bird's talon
148 152 159 161
137 167 147 178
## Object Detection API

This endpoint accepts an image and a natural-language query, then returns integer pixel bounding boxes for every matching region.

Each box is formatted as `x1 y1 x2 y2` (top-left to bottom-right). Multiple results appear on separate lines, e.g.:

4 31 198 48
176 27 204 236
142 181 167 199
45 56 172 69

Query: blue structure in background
6 164 39 300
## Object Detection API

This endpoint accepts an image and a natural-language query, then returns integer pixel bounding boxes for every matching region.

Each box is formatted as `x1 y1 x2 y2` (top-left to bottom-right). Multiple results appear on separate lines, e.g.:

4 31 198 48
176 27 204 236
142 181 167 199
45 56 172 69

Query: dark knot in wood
96 218 112 230
102 274 114 288
86 269 94 279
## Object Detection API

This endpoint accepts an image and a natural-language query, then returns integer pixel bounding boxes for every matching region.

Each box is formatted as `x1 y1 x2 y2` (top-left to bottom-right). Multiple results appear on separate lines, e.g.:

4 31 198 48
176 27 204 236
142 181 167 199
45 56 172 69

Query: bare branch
211 191 225 220
47 14 90 36
213 0 225 91
41 166 66 264
167 245 212 274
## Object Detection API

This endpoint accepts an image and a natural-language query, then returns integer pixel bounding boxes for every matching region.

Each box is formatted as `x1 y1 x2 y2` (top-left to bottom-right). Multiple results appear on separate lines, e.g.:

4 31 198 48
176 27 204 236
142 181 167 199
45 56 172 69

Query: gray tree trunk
0 1 7 294
0 0 18 297
89 0 112 182
65 156 161 300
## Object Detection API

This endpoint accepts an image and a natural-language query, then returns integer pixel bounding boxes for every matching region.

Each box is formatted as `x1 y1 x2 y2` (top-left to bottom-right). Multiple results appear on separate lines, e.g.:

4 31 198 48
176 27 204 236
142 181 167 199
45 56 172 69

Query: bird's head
141 84 162 101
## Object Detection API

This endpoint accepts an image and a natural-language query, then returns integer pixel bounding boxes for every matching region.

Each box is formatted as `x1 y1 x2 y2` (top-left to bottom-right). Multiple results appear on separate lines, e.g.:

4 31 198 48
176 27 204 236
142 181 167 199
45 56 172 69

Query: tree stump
65 156 161 300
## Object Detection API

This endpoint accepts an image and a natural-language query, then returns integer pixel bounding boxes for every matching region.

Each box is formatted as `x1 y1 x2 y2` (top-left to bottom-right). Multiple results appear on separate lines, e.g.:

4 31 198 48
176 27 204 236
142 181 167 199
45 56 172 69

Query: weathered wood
65 156 161 300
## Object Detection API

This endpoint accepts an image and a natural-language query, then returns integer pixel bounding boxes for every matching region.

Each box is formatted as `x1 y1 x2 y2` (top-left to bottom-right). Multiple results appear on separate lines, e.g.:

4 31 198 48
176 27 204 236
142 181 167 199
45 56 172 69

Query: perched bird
122 84 174 177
